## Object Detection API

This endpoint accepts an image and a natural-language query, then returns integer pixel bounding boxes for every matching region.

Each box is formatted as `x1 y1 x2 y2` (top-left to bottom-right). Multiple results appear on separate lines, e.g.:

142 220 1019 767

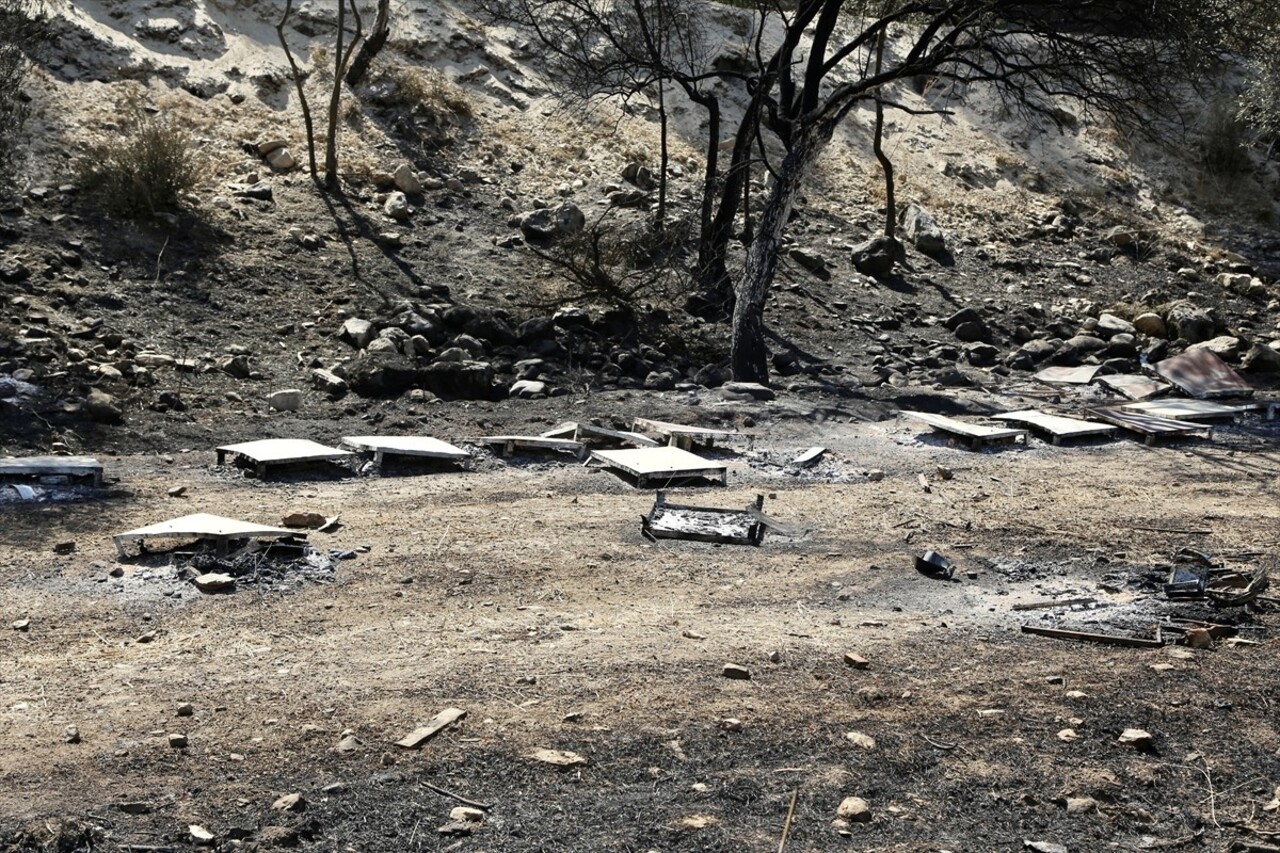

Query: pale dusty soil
1 397 1278 851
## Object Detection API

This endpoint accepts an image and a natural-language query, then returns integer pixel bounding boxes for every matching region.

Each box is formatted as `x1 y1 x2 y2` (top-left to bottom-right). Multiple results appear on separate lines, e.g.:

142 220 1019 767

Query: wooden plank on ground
474 436 586 458
395 707 467 749
1020 625 1164 648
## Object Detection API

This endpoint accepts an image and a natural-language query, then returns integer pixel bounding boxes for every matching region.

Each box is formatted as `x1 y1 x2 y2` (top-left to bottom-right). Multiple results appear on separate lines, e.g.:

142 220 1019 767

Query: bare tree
726 0 1225 381
345 0 391 87
276 0 319 179
277 0 366 189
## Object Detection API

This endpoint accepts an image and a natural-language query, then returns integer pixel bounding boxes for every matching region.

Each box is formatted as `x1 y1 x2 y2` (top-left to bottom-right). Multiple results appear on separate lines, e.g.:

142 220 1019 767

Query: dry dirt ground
2 393 1279 852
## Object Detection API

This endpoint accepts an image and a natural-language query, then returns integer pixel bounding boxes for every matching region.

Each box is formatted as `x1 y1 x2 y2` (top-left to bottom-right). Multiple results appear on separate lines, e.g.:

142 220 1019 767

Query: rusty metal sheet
1153 349 1252 399
1097 373 1169 400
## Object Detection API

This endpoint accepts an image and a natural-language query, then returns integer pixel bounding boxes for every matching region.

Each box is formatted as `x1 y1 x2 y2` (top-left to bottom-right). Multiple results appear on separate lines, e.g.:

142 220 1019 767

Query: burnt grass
5 632 1275 852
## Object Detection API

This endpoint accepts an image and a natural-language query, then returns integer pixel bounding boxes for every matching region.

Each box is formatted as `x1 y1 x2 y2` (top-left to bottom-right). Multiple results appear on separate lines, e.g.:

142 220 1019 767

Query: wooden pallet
541 421 660 448
1086 407 1213 445
901 411 1028 450
215 439 352 477
631 417 753 450
992 410 1116 445
0 455 103 487
474 435 586 458
340 435 470 471
1118 399 1256 423
591 446 727 488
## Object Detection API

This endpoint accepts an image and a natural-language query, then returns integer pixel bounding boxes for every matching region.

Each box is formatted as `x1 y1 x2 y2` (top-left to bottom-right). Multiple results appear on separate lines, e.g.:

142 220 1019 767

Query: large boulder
517 202 585 240
422 359 496 400
1188 335 1242 361
850 235 902 276
340 317 377 349
84 389 123 423
900 204 946 254
335 352 420 397
1165 301 1215 343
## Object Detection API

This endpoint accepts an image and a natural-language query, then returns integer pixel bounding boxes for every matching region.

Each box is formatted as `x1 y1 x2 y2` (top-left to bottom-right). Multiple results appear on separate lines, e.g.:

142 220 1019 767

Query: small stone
721 664 751 680
718 718 743 732
12 618 29 631
836 796 872 823
450 806 485 823
1118 728 1153 748
193 573 234 593
176 702 194 717
843 652 870 669
393 163 422 194
1024 842 1068 853
1065 690 1088 699
845 731 876 750
272 792 305 812
1057 728 1079 743
267 388 302 412
866 469 885 482
682 630 706 640
281 511 326 529
64 725 80 744
335 733 360 753
189 825 215 843
168 732 188 749
136 630 156 643
53 541 76 555
167 485 187 497
1065 796 1097 814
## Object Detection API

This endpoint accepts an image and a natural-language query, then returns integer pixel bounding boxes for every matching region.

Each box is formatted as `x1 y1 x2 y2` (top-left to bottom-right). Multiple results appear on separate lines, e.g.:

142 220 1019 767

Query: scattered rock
85 389 123 423
790 247 826 272
282 511 326 529
721 663 751 680
843 652 870 669
721 381 775 401
12 618 29 631
836 796 872 823
526 748 587 767
64 725 80 744
1057 728 1079 742
168 486 187 497
193 573 235 593
266 147 296 171
900 203 946 254
1118 728 1153 749
1095 313 1136 337
311 368 348 396
845 731 875 750
272 793 305 812
850 234 901 276
450 806 485 823
189 825 215 844
1065 796 1097 814
1133 312 1166 337
1165 301 1215 343
1188 335 1241 361
518 202 585 240
384 191 411 219
341 318 377 349
267 388 302 412
393 163 422 194
177 702 194 717
509 379 547 399
168 732 189 749
1024 842 1068 853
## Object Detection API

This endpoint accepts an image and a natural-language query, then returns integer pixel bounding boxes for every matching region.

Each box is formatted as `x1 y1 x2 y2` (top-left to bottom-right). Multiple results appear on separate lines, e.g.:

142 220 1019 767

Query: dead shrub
369 65 472 150
1201 99 1251 177
0 0 47 178
77 101 202 218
